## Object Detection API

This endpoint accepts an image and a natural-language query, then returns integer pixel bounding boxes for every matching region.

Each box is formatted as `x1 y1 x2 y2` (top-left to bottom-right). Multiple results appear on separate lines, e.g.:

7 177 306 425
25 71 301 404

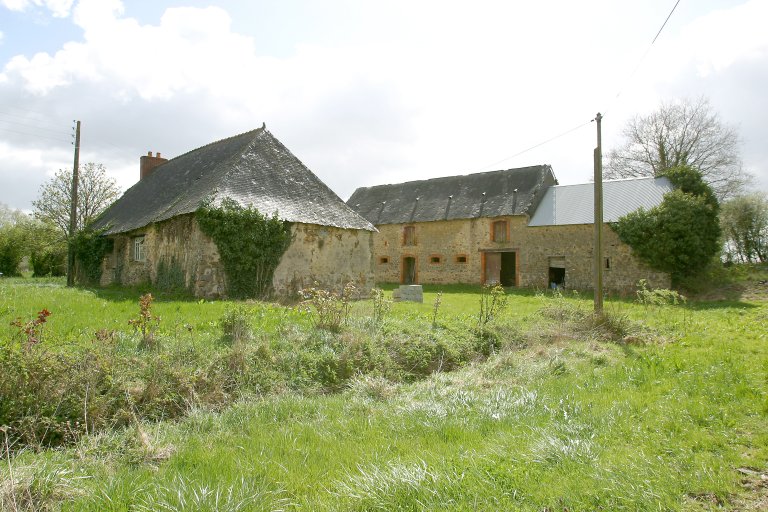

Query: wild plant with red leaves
10 308 51 350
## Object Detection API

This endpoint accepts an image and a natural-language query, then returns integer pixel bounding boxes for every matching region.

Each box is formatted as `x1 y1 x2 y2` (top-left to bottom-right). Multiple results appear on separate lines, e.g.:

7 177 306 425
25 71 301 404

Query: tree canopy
32 163 120 237
720 192 768 263
612 165 721 282
606 97 749 200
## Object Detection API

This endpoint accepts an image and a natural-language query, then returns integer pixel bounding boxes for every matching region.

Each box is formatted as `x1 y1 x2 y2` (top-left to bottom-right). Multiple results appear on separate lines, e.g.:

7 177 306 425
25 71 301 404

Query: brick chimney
140 151 168 181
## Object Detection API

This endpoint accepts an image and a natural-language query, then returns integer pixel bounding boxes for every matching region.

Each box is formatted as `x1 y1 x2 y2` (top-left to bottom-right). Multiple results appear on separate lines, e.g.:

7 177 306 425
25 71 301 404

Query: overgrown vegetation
196 198 291 299
0 275 766 510
155 256 188 294
613 165 721 282
71 228 112 284
298 282 358 332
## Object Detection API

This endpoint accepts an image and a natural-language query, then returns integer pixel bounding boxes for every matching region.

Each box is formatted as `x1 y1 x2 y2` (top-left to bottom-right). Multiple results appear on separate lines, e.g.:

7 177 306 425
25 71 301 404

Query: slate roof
528 176 673 226
347 165 557 225
93 127 375 234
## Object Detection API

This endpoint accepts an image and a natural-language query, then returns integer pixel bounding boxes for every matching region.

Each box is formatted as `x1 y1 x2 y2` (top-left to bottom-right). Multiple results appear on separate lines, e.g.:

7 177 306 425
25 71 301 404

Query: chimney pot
140 151 168 181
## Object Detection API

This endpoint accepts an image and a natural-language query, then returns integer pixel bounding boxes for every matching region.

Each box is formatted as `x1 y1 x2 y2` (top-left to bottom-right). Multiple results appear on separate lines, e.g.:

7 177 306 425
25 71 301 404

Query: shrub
299 282 357 332
220 304 254 344
72 228 112 284
30 244 67 277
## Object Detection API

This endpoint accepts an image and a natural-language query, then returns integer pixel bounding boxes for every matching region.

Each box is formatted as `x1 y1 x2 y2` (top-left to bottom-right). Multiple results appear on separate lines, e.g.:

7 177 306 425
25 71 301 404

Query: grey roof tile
93 128 375 234
347 165 557 225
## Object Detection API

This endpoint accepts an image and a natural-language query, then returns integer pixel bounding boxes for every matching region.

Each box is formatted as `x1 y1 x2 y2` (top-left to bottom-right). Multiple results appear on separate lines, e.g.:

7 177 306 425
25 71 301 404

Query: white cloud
0 0 766 211
0 0 74 17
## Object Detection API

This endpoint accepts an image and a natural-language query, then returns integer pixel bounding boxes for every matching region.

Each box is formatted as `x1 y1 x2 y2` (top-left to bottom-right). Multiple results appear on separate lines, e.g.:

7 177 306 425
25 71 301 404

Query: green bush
197 198 291 298
72 228 113 284
30 243 67 277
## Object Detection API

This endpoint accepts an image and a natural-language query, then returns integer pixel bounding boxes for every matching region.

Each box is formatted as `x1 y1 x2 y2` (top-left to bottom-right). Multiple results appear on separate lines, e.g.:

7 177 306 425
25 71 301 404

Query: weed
129 293 161 349
370 287 391 327
478 284 507 332
636 279 687 307
431 291 443 329
298 282 357 332
220 304 253 344
9 309 51 351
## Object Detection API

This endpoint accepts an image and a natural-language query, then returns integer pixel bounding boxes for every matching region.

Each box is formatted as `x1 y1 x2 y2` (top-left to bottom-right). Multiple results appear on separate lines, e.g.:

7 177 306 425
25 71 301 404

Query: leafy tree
32 163 120 237
0 207 32 276
613 166 721 281
720 192 768 263
0 203 68 277
606 97 749 200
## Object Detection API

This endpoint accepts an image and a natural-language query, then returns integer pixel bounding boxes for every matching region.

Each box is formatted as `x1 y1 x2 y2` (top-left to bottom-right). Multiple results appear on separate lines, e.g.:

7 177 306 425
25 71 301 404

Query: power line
0 126 70 144
0 118 69 137
652 0 681 44
603 0 682 116
468 0 684 175
473 119 594 173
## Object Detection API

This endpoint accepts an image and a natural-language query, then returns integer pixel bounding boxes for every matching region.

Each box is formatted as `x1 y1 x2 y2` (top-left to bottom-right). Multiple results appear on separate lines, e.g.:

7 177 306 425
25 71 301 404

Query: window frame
403 225 416 246
491 220 509 243
133 235 146 262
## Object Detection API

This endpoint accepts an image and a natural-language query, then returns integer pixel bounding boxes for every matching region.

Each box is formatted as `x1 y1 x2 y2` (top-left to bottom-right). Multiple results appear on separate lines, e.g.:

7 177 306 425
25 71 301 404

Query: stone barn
347 166 671 293
91 126 376 298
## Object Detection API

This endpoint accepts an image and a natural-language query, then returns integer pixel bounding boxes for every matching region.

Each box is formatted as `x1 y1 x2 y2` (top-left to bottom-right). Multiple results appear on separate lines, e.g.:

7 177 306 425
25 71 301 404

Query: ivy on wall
196 198 292 299
72 228 113 284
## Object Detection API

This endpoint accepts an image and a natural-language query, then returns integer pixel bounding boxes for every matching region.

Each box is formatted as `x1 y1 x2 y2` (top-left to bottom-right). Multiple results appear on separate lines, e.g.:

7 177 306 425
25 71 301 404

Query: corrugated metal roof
528 176 672 226
347 165 557 225
92 128 376 234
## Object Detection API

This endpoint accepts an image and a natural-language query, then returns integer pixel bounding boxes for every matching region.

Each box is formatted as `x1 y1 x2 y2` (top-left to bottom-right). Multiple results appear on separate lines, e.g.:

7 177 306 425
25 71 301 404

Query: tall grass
1 276 766 510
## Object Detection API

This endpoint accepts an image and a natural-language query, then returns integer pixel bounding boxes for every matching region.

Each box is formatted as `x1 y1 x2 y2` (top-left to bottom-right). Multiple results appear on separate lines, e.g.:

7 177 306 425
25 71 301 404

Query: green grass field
1 273 767 511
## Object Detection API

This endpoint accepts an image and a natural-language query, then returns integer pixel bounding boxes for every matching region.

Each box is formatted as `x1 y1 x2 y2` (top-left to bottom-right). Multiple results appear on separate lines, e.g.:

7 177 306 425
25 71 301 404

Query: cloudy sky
0 0 766 212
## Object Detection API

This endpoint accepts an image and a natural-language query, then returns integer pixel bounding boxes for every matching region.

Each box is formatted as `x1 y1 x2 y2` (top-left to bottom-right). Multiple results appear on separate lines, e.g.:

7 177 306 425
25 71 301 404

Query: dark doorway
484 251 516 286
548 257 565 288
500 252 516 286
403 256 416 284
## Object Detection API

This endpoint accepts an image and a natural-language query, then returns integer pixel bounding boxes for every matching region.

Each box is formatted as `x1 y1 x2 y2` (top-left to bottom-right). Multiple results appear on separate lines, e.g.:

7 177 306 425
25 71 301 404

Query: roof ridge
159 126 265 166
356 165 548 192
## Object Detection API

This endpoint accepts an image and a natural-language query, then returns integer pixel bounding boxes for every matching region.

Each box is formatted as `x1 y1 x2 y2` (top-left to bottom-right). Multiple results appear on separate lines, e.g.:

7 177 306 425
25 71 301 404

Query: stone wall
100 214 375 298
273 223 375 296
372 216 670 293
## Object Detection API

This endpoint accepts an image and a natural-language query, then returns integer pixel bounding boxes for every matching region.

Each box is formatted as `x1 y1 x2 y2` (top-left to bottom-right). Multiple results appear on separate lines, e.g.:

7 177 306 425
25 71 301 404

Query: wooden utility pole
66 120 81 287
593 113 604 314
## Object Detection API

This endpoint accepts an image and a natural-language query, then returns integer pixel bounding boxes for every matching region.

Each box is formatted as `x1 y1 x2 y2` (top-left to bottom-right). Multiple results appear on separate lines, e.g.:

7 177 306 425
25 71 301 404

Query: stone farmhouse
91 127 376 298
347 166 672 292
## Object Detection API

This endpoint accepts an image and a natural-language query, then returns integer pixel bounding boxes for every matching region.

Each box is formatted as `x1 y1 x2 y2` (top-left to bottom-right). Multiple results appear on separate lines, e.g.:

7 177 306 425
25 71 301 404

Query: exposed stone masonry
100 214 375 298
372 216 670 293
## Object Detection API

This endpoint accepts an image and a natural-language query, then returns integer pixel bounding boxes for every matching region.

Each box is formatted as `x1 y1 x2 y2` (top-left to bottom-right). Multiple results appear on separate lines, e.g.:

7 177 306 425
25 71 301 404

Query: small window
403 226 416 246
133 236 146 262
492 220 508 242
604 257 611 270
430 255 442 264
379 256 389 264
456 255 467 263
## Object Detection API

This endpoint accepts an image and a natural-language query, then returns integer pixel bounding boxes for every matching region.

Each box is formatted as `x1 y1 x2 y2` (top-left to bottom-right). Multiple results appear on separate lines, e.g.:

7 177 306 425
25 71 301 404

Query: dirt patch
731 467 768 511
688 279 768 303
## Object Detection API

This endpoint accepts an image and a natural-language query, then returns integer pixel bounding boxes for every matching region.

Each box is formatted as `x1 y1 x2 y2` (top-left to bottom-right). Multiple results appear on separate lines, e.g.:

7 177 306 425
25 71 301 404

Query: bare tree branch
605 97 751 200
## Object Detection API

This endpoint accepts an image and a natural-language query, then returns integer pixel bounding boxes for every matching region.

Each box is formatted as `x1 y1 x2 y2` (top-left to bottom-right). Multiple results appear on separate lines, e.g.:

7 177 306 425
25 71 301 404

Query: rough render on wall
371 216 670 293
100 214 375 298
